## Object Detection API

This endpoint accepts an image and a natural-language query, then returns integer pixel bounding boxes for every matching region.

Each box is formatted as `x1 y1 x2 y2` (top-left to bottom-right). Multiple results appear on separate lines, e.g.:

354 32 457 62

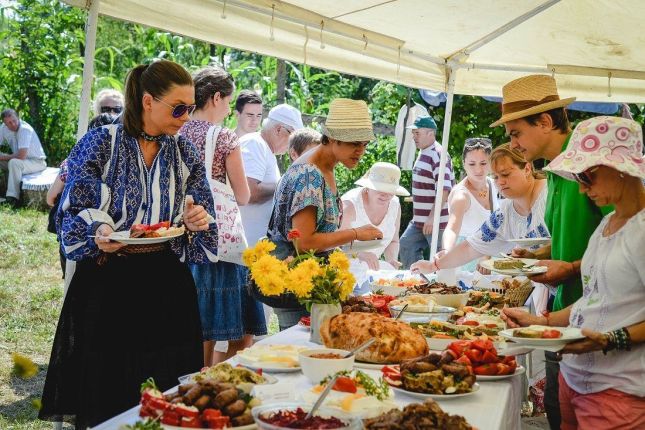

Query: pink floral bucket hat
544 116 645 180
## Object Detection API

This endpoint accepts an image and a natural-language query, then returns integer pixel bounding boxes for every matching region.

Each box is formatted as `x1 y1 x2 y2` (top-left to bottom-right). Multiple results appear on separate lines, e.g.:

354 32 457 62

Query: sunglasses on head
464 138 492 149
100 105 123 114
153 96 196 118
572 167 599 187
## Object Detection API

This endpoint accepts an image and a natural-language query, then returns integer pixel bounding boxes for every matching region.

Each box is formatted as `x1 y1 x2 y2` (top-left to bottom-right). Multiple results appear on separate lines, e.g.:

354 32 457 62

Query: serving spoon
304 373 340 420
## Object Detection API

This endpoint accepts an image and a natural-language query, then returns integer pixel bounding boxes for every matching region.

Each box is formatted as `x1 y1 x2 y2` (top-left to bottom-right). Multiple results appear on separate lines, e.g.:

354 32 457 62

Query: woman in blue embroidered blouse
412 144 548 273
39 60 217 429
263 99 383 330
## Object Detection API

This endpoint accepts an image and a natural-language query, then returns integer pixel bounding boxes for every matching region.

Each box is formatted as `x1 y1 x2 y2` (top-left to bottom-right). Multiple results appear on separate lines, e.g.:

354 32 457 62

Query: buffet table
92 325 522 430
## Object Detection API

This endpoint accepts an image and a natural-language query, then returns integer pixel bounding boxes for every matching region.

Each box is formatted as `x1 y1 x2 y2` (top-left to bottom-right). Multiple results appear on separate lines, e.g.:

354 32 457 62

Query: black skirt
39 248 203 429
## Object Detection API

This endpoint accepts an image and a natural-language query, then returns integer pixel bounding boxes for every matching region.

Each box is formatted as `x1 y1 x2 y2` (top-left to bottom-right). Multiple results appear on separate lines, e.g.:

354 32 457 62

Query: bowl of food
298 348 354 384
252 402 360 429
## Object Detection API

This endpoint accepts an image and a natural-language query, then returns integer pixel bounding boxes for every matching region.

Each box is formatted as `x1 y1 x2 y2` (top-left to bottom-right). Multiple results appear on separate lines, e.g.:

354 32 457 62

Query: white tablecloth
92 326 522 429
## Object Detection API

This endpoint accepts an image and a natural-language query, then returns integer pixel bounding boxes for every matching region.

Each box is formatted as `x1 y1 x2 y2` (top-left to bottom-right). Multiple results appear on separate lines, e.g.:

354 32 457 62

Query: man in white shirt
239 104 304 246
0 109 47 206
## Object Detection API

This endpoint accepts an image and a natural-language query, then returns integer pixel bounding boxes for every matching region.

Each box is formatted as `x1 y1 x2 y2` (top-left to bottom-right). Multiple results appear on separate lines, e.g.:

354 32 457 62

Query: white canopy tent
64 0 645 259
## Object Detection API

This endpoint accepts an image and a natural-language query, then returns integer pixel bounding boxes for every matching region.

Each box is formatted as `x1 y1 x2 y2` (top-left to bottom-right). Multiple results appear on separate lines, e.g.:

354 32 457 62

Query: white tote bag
205 125 248 264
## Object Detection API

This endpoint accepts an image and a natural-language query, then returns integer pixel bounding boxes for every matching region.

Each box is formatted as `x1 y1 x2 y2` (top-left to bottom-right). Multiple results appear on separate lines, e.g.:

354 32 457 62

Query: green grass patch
0 207 68 429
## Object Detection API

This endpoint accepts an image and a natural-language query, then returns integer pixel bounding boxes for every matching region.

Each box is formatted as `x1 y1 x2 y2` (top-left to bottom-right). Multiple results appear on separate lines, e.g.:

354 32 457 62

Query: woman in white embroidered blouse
411 143 548 274
501 117 645 430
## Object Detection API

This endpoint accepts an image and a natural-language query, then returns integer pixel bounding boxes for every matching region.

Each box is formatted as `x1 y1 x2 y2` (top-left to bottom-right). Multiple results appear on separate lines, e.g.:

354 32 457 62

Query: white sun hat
355 162 410 196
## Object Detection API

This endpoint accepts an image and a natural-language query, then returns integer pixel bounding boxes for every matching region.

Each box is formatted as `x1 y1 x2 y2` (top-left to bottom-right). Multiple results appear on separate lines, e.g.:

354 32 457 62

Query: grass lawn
0 206 278 429
0 206 68 429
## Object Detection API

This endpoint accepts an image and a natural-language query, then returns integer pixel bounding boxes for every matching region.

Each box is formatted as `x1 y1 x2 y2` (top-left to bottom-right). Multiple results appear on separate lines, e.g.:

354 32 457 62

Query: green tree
0 0 85 163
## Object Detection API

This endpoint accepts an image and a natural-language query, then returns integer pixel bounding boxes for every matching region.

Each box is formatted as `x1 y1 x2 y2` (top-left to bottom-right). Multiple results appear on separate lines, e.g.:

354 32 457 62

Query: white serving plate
476 365 525 381
391 382 480 400
479 258 547 276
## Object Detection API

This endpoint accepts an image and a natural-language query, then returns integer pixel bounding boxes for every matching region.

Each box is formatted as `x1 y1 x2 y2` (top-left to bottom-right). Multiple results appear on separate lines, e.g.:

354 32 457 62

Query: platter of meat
109 222 185 244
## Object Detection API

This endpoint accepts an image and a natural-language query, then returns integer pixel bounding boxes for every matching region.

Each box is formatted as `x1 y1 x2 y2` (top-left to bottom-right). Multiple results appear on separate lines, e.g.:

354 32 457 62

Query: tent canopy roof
65 0 645 102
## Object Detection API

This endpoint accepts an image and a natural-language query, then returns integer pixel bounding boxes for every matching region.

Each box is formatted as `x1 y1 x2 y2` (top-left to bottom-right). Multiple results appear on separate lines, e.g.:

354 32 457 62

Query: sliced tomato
202 409 222 420
464 348 483 363
175 404 200 418
462 320 479 326
481 350 498 364
371 298 387 308
542 329 562 339
447 340 471 356
333 376 357 393
181 415 202 428
455 355 472 367
496 363 512 375
161 410 181 426
501 357 517 372
485 323 499 328
148 397 170 411
131 224 151 232
472 339 494 352
150 221 171 230
474 364 499 376
206 416 231 429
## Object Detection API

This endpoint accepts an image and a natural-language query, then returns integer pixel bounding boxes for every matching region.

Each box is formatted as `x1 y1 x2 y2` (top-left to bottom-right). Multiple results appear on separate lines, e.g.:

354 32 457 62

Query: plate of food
178 362 277 386
476 365 526 381
389 295 456 314
236 344 306 372
381 351 478 400
479 257 547 276
507 237 551 247
300 370 398 419
108 222 185 244
411 320 505 351
139 377 258 429
499 325 585 349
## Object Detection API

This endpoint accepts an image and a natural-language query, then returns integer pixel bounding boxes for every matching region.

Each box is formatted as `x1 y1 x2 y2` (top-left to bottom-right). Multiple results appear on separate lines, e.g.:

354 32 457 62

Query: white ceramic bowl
426 292 470 308
252 402 360 429
298 348 354 384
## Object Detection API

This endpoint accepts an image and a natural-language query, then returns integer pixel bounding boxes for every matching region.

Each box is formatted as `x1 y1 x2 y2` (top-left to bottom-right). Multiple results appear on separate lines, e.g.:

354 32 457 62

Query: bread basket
503 278 534 307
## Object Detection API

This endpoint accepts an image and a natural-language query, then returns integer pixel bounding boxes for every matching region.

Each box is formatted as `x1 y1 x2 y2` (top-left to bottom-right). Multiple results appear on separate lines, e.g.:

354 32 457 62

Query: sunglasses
572 167 599 187
153 96 196 118
100 105 123 114
464 138 492 149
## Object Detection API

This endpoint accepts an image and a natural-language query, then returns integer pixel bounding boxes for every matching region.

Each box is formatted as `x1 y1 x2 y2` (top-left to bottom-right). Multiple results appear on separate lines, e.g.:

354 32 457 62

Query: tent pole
429 66 455 260
76 0 100 141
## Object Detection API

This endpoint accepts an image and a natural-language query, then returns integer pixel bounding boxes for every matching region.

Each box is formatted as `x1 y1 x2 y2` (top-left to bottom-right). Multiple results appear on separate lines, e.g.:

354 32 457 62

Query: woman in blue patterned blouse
261 98 383 330
39 60 218 429
412 143 548 274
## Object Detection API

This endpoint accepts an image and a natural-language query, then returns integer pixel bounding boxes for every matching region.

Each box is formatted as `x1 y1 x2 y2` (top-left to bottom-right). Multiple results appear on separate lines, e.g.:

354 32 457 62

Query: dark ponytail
123 60 193 137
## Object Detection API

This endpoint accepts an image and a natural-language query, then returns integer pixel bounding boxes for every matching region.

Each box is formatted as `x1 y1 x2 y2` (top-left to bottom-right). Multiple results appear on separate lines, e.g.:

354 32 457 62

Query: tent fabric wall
64 0 645 102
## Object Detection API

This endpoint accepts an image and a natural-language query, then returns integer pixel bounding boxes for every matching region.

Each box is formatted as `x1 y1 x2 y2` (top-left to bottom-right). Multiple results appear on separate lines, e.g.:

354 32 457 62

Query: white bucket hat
355 162 410 196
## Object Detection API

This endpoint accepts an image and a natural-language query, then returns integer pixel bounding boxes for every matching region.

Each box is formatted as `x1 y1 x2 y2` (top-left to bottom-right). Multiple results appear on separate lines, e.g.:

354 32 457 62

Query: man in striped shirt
399 115 454 269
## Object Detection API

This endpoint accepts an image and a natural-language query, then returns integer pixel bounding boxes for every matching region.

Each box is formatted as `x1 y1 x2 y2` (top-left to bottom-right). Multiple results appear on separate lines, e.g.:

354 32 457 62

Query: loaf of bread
320 312 429 364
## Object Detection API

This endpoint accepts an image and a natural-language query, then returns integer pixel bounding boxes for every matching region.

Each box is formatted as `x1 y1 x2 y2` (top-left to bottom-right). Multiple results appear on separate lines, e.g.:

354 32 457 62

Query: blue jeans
399 221 444 269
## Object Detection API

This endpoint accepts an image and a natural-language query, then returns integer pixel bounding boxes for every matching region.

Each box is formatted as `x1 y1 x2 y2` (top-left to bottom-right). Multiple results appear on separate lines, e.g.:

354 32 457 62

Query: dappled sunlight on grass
0 206 65 430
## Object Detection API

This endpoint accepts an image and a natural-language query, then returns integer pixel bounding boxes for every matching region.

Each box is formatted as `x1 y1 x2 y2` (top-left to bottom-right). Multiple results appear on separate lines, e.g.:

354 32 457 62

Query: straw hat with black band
490 75 576 127
321 98 375 142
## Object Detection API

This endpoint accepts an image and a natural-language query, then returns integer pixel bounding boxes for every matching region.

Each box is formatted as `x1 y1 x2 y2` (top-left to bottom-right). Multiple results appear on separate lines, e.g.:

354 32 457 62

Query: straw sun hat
490 75 576 127
355 162 410 196
321 98 375 142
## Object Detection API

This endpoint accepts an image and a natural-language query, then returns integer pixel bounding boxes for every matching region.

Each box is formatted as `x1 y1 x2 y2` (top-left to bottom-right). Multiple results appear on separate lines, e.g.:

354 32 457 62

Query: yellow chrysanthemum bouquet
242 229 355 311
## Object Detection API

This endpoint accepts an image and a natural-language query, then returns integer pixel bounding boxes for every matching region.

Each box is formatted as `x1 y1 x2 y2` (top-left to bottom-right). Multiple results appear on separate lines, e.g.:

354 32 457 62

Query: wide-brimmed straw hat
321 98 375 142
544 116 645 180
490 75 576 127
355 162 410 196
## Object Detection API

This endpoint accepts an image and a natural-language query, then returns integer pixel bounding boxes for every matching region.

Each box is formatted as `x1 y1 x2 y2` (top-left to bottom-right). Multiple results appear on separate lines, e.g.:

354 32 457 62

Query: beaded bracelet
602 327 632 354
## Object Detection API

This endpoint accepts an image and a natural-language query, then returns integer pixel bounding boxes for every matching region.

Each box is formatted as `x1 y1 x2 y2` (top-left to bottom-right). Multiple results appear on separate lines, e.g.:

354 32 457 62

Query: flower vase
309 303 342 344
